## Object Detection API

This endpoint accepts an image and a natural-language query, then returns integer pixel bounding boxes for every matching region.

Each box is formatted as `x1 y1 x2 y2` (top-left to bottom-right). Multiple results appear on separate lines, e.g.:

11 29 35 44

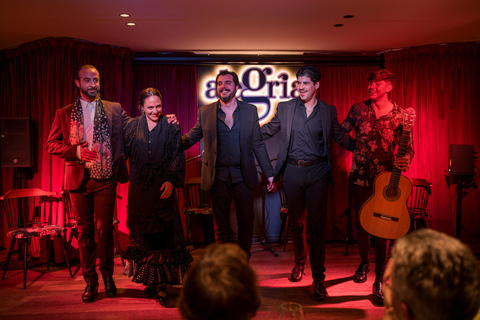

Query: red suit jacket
46 100 130 190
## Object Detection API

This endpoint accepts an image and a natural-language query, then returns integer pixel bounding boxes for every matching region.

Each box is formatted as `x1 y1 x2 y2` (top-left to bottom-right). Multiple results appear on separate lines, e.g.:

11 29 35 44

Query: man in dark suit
182 70 274 258
46 65 129 303
261 66 355 300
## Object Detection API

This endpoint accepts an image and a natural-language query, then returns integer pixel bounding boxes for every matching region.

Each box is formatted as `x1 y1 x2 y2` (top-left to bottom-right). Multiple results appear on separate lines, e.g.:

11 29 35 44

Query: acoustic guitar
359 108 416 239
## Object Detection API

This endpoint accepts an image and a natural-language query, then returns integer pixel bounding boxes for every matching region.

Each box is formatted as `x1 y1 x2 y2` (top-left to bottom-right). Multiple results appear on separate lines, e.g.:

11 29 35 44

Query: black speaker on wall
448 144 475 175
0 117 33 167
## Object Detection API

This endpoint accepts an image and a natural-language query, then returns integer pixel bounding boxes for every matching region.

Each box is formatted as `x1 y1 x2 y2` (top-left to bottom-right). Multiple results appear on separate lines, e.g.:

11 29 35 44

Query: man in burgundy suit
46 65 129 303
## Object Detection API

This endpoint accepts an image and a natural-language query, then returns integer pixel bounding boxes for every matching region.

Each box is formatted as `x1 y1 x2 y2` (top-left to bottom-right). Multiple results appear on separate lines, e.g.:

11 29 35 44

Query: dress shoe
313 280 329 301
156 286 167 306
82 282 99 303
373 281 384 304
104 277 117 298
353 263 370 283
288 264 305 282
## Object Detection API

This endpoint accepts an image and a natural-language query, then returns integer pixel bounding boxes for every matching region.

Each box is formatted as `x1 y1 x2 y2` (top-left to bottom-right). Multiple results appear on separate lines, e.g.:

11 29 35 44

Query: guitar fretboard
386 127 412 198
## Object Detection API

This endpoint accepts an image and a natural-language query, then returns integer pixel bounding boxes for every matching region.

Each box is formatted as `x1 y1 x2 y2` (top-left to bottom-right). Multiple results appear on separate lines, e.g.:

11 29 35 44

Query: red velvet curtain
315 65 381 240
1 37 478 252
384 43 480 250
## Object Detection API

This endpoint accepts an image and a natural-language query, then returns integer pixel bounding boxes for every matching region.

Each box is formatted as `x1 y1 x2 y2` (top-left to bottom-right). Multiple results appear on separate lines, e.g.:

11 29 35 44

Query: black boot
353 263 370 283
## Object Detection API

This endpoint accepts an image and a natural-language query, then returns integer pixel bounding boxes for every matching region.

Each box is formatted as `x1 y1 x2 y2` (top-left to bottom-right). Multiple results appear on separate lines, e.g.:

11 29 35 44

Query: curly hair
367 69 396 86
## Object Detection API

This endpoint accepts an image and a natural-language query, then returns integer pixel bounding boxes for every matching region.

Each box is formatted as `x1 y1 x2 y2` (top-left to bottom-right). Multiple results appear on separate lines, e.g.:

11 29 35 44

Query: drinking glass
278 302 304 319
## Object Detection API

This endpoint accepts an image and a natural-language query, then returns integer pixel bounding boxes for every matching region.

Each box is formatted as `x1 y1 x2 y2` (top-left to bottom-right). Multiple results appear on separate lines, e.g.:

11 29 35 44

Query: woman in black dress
122 87 191 305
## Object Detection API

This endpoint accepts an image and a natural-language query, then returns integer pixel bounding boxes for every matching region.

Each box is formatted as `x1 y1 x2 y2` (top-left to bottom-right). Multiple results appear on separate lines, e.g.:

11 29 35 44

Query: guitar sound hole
383 186 401 202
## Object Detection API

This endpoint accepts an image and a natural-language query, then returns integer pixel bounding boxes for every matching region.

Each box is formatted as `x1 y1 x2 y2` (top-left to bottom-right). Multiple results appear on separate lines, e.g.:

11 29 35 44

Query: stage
0 242 385 319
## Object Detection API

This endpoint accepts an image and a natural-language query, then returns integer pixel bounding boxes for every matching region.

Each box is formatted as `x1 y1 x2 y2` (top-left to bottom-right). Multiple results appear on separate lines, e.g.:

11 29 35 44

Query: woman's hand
160 181 174 199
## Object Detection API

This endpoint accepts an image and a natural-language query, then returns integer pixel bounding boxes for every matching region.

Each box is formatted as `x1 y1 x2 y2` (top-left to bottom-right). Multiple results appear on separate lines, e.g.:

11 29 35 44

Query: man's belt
287 158 325 167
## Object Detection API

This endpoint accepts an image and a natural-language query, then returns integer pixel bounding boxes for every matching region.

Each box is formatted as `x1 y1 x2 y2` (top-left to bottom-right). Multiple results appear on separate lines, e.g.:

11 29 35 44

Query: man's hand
166 114 178 125
266 177 275 192
160 181 174 199
394 156 410 172
78 142 97 162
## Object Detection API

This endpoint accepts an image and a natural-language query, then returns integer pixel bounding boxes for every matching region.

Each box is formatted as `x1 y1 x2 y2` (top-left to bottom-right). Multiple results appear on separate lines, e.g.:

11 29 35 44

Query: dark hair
138 87 162 113
179 243 260 320
296 65 321 83
216 70 240 87
75 65 99 81
367 69 396 86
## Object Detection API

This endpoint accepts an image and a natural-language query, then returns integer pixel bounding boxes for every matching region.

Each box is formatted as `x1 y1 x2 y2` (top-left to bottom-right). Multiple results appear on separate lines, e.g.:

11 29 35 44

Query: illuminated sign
197 65 299 125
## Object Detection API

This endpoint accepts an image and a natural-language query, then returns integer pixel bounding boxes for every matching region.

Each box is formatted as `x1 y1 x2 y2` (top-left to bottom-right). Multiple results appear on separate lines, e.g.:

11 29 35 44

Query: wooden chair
1 188 73 289
407 178 432 231
183 177 212 244
61 190 125 267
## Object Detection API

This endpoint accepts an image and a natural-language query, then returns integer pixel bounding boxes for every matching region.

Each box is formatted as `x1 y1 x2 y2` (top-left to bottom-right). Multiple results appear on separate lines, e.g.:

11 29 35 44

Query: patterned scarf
70 97 114 179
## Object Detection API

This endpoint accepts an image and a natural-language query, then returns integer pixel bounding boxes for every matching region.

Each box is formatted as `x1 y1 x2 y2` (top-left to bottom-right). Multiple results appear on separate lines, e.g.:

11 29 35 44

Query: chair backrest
61 190 76 222
407 178 432 215
0 188 58 231
183 177 211 213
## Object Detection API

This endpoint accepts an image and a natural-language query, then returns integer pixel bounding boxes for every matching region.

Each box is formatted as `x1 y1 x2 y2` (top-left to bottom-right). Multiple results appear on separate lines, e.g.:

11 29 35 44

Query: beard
218 89 235 103
80 86 99 99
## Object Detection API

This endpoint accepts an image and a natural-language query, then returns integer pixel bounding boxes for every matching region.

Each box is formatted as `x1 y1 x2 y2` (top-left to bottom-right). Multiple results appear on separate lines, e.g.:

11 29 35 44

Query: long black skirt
122 208 192 286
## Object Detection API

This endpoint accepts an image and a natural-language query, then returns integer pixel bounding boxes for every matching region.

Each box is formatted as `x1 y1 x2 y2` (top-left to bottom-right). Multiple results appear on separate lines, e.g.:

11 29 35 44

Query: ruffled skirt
122 210 192 286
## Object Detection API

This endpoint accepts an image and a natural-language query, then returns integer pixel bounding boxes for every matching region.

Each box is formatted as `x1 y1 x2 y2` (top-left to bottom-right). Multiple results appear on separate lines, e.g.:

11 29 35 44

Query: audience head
178 243 261 320
383 228 480 320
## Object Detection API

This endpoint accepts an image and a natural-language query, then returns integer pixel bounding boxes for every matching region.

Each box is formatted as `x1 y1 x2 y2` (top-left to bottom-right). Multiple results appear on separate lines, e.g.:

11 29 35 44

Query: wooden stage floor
0 242 385 320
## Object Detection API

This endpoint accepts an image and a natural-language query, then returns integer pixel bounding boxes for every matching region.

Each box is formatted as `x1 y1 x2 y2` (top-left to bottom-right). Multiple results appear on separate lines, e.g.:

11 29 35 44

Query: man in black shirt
261 66 355 300
182 70 274 258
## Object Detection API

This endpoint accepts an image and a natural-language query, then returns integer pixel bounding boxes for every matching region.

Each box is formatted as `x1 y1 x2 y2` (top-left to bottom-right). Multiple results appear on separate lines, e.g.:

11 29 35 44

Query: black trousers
71 174 117 284
350 182 390 276
283 162 330 281
210 176 254 258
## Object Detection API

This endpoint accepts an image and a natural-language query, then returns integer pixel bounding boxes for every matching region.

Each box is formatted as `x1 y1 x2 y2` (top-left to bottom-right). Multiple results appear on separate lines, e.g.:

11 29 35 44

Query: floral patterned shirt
341 100 414 187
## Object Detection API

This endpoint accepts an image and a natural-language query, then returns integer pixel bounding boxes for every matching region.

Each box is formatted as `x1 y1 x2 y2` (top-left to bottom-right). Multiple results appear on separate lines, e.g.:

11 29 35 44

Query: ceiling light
119 13 130 18
195 51 305 55
126 22 136 26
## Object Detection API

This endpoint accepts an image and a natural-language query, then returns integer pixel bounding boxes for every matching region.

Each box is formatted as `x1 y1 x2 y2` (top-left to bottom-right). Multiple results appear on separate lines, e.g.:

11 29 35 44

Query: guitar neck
388 128 411 191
